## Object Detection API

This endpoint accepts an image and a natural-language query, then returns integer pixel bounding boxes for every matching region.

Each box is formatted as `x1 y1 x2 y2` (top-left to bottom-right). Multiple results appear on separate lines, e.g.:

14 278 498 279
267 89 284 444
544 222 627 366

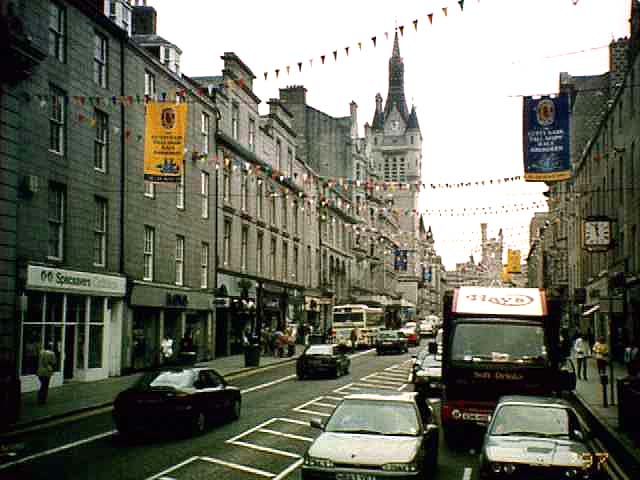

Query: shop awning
583 305 600 317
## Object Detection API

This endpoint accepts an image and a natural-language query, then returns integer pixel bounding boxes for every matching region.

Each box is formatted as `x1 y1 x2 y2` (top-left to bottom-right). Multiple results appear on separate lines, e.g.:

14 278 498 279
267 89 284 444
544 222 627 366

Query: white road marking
257 428 314 442
241 374 297 394
462 467 472 480
311 401 337 408
199 456 275 477
293 397 326 411
0 430 117 471
397 384 408 391
227 440 301 459
324 395 342 401
292 409 331 417
371 372 409 380
145 456 200 480
358 376 404 386
227 417 279 443
275 417 310 426
273 459 304 480
353 382 399 390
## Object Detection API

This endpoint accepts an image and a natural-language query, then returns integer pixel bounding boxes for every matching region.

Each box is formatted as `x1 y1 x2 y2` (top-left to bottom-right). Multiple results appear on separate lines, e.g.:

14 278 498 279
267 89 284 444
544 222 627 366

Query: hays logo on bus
453 287 546 317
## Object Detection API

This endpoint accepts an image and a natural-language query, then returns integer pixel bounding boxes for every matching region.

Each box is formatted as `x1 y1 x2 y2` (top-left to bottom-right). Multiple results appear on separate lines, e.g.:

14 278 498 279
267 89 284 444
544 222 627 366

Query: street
0 347 623 480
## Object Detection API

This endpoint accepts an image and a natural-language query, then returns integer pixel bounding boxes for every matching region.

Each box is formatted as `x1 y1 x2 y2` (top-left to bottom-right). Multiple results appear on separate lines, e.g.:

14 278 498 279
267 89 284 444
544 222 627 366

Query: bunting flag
458 0 465 11
333 50 337 61
371 36 377 47
345 46 349 56
399 25 404 36
413 19 418 31
275 68 280 78
286 65 290 75
298 62 302 72
428 13 433 23
321 55 326 64
442 7 448 16
358 41 362 50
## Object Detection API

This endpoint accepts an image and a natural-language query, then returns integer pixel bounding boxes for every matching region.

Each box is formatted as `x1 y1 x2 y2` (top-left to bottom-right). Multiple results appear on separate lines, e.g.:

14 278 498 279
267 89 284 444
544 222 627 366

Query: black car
479 396 607 480
297 344 350 379
376 330 409 354
113 367 241 437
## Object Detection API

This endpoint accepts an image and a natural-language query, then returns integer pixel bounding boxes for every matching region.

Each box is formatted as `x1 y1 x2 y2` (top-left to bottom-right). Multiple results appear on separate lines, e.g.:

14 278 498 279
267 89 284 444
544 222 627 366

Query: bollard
600 374 609 407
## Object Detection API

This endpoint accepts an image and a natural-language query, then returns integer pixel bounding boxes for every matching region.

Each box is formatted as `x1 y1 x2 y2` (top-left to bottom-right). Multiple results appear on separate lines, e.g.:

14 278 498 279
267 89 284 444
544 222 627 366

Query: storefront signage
166 293 188 307
454 287 546 317
27 265 126 296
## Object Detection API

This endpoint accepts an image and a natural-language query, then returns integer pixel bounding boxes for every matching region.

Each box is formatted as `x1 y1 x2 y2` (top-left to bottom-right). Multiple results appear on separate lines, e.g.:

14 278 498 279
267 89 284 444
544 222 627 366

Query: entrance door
64 325 75 379
215 310 228 357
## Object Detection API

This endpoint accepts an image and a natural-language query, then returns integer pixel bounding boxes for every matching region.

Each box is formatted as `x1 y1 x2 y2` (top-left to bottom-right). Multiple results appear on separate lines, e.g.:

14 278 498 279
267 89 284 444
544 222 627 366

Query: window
270 238 277 278
282 196 288 229
94 197 107 266
257 181 264 219
49 86 65 154
223 163 231 203
94 110 108 171
201 112 210 154
223 219 232 266
287 148 293 176
276 139 282 171
307 246 312 285
175 236 184 286
176 169 184 209
93 32 107 88
293 201 299 235
143 226 155 280
248 118 256 151
144 71 156 97
257 232 264 274
270 193 277 226
48 183 65 259
201 242 209 288
144 180 155 198
201 171 209 218
293 246 299 280
241 172 248 211
232 103 239 140
283 242 288 280
241 226 248 271
89 297 105 368
49 2 65 62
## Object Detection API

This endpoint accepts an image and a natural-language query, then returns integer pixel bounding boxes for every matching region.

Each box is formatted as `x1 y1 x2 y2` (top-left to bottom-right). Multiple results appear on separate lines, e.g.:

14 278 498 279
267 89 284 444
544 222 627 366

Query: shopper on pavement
593 336 609 377
574 333 591 380
37 342 57 405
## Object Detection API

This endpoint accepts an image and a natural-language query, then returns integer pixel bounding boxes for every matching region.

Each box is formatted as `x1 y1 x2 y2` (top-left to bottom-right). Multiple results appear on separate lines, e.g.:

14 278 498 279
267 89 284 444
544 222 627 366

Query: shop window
22 325 42 375
89 297 105 368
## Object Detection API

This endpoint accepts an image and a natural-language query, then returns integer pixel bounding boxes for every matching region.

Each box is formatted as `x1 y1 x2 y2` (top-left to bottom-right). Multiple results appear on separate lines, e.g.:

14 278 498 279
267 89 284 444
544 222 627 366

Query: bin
617 377 640 431
244 344 261 367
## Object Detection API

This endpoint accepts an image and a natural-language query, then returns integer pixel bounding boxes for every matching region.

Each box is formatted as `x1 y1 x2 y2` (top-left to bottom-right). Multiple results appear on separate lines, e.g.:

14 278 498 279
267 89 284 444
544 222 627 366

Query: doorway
64 325 75 380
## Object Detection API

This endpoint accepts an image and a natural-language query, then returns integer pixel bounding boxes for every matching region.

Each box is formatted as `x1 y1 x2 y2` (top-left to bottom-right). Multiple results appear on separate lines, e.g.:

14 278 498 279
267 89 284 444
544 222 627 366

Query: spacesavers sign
27 265 126 296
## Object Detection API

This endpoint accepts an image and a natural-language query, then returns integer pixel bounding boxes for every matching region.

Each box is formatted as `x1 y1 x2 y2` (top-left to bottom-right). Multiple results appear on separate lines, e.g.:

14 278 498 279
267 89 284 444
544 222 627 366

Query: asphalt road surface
0 347 622 480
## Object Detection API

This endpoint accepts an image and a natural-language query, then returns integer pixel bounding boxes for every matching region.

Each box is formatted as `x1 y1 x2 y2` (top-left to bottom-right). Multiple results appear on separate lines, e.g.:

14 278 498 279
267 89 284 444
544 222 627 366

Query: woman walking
573 333 591 380
592 336 609 377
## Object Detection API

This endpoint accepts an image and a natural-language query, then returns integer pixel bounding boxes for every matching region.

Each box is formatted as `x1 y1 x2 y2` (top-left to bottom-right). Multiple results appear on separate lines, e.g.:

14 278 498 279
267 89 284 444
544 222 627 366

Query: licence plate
336 474 377 480
462 412 491 423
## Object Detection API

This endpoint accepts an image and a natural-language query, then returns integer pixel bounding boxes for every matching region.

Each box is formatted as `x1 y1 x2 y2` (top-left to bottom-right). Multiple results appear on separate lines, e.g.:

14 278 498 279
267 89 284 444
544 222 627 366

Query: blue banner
523 94 571 181
394 250 408 272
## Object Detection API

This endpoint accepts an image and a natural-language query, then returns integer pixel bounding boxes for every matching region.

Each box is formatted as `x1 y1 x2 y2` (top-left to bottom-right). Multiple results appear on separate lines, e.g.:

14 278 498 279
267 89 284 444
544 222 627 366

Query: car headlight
490 463 516 474
565 469 580 478
382 461 418 472
303 456 334 468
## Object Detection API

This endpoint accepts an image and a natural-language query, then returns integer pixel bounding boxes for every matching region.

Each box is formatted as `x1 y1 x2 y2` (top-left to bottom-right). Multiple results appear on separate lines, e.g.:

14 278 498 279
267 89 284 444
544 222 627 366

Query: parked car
302 393 439 479
411 353 442 397
418 319 435 338
479 395 607 480
113 367 241 437
400 322 420 347
376 330 409 355
297 344 350 379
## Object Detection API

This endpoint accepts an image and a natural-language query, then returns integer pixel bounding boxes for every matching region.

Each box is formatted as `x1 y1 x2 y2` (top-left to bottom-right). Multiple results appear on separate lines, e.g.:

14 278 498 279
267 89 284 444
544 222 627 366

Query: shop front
304 293 333 335
216 274 258 357
128 282 214 371
19 265 126 393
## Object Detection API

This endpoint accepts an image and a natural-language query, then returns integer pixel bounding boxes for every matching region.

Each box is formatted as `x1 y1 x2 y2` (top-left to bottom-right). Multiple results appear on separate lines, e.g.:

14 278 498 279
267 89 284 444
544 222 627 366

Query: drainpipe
118 36 126 274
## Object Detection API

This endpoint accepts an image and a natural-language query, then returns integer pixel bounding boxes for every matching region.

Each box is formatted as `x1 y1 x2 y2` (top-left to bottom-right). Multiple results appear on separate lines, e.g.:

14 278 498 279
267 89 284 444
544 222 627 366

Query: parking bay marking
227 440 301 459
199 456 276 478
462 467 472 480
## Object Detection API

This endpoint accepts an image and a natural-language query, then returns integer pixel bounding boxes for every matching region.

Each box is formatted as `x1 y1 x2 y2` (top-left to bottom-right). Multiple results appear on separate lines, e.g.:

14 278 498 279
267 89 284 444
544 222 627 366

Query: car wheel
193 411 206 435
231 399 241 420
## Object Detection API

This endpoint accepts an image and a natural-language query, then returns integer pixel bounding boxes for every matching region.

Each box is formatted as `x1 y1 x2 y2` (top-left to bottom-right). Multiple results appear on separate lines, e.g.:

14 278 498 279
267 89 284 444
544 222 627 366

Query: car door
204 370 230 419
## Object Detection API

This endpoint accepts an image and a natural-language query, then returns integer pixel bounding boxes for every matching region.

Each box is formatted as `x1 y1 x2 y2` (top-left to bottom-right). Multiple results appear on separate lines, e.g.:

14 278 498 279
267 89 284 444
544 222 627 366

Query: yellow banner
144 102 188 183
507 249 521 273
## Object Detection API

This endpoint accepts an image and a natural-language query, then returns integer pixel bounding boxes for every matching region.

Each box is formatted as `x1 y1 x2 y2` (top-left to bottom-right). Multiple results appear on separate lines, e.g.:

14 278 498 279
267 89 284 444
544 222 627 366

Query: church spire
384 31 409 120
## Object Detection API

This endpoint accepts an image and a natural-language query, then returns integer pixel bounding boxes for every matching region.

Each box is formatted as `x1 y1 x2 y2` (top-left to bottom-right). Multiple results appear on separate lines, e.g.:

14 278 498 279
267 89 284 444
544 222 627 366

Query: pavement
571 357 640 478
1 348 301 437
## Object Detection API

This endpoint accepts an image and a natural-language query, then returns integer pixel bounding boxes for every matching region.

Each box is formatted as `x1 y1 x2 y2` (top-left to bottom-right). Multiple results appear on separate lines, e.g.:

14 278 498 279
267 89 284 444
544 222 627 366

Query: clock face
584 221 611 247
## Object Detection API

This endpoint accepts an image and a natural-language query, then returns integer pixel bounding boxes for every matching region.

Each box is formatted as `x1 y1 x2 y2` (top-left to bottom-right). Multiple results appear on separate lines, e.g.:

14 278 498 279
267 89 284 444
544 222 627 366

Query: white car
419 320 435 337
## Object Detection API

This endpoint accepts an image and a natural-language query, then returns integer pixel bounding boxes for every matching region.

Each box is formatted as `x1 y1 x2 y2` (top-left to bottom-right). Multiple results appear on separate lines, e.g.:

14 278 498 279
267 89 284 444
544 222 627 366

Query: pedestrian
573 333 590 380
36 342 57 405
592 336 609 377
179 329 196 365
161 336 174 363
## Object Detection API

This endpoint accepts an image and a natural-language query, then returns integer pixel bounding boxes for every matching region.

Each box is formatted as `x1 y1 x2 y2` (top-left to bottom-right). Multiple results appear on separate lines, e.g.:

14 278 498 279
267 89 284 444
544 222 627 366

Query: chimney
132 1 157 35
279 85 307 106
350 101 358 138
608 38 629 93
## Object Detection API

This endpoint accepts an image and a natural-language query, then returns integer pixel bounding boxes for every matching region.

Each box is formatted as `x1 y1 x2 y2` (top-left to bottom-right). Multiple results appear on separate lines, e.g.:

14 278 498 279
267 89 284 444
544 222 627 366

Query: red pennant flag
399 25 404 36
358 41 362 50
371 36 377 47
333 50 337 61
297 62 302 72
428 13 433 23
321 55 326 64
413 19 418 31
442 7 448 16
345 46 349 56
286 65 290 75
264 72 268 80
275 69 280 78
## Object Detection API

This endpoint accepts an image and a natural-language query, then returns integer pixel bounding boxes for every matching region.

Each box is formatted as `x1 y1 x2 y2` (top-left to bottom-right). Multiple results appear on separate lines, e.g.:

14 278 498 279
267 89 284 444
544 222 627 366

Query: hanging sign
144 102 188 183
522 94 571 182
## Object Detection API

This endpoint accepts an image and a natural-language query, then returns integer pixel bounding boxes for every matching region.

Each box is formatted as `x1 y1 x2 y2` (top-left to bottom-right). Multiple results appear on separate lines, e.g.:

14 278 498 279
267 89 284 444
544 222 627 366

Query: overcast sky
149 0 630 269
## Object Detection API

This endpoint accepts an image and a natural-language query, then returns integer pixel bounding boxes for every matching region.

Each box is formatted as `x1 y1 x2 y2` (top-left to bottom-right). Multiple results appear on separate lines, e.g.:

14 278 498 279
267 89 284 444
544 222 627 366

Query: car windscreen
333 312 363 324
378 331 399 339
138 370 195 389
490 404 570 437
451 321 547 363
306 345 334 355
325 399 420 436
